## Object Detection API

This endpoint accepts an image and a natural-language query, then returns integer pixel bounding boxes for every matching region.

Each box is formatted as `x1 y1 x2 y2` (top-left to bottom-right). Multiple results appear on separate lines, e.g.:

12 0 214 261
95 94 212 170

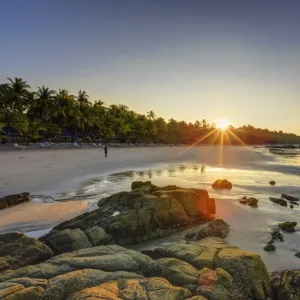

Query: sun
215 118 231 130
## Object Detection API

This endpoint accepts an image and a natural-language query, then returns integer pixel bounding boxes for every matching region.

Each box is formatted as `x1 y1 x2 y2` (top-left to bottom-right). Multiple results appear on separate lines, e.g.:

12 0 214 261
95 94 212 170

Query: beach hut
59 128 72 141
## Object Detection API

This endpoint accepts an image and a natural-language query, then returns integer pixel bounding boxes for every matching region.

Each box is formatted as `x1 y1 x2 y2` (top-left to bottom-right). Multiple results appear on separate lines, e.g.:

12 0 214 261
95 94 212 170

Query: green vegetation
1 77 300 145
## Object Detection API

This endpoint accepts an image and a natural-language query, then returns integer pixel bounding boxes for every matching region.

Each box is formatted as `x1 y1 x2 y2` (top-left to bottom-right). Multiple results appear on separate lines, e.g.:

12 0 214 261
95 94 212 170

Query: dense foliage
1 77 299 145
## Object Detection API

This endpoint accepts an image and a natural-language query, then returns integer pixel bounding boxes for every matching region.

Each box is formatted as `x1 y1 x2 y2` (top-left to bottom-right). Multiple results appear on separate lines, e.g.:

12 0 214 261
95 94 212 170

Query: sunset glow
216 118 231 130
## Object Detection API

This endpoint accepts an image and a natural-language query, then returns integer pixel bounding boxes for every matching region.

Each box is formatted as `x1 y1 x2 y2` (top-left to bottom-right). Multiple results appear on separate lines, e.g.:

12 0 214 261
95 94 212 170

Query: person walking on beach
104 145 108 157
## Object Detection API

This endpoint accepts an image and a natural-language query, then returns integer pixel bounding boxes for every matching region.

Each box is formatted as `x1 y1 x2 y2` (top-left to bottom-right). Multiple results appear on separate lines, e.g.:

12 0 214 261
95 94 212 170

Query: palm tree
6 77 31 112
147 110 156 120
77 90 90 107
22 120 46 145
201 119 208 128
29 86 56 122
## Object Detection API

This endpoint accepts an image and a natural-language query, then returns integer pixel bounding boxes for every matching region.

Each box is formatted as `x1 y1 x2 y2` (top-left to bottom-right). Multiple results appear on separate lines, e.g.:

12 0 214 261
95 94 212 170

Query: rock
267 239 274 245
269 181 276 185
67 277 192 300
290 204 294 209
40 185 216 253
43 228 92 254
142 237 272 300
281 193 299 202
295 253 300 259
158 256 235 300
0 232 53 273
0 239 272 300
290 201 299 206
131 181 158 192
0 193 30 210
239 197 259 207
264 244 276 251
269 197 287 206
270 270 300 300
212 179 232 190
271 228 284 242
0 244 188 300
185 219 230 241
84 226 114 246
185 232 197 240
278 221 297 233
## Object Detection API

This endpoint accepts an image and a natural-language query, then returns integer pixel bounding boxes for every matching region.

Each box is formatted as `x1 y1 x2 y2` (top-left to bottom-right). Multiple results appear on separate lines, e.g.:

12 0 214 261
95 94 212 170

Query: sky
1 0 300 134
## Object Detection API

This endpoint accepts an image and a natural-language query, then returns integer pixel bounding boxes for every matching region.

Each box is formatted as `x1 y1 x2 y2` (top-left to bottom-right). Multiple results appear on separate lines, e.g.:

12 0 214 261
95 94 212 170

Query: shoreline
1 194 299 273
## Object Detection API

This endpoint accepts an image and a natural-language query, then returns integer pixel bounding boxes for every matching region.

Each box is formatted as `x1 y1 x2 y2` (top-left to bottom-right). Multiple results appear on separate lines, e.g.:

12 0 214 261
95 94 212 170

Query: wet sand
0 201 88 235
0 146 273 198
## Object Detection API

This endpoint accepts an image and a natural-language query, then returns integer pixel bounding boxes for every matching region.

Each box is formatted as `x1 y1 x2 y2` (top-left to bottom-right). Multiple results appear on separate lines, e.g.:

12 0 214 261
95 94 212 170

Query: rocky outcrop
270 270 300 300
269 181 276 186
185 219 230 241
239 196 259 207
40 184 216 254
0 238 272 300
131 180 158 192
0 232 53 273
142 238 272 300
212 179 232 190
0 193 30 210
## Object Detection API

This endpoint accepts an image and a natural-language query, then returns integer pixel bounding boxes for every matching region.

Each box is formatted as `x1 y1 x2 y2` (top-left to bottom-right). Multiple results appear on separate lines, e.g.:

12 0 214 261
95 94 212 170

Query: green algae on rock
0 232 53 274
0 238 272 300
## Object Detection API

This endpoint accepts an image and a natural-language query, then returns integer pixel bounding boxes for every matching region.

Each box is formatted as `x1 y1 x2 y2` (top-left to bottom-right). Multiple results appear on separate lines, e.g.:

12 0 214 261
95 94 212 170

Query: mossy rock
0 233 53 273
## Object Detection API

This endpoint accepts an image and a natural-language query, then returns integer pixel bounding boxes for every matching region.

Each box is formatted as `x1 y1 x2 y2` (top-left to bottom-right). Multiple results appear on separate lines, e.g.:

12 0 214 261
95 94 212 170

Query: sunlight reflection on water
53 159 300 215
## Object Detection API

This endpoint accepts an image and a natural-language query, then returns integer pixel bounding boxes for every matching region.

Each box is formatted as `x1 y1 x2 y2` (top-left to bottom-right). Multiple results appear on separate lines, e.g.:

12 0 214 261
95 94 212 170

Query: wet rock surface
0 193 30 210
278 222 297 233
0 238 272 300
40 183 216 254
239 196 259 207
269 197 287 207
185 219 230 241
211 179 232 190
264 244 276 252
270 270 300 300
0 232 53 274
142 238 271 300
281 194 299 202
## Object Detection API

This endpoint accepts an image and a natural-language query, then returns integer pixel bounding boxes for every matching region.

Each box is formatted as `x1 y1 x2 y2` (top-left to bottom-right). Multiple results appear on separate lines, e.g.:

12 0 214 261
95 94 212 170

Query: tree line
1 77 299 145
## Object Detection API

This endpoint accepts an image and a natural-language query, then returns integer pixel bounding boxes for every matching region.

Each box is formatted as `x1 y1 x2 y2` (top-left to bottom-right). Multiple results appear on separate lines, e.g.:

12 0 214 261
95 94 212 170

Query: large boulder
142 238 272 300
40 184 215 253
0 193 30 210
270 270 300 300
0 232 53 273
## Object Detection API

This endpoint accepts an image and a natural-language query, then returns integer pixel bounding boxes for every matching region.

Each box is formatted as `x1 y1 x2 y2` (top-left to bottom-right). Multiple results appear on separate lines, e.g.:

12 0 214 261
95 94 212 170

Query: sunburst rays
178 125 249 165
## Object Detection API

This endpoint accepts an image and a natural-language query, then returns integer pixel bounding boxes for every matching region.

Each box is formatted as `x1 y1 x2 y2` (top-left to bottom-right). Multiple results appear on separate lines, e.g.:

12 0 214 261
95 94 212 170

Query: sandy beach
1 146 300 272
